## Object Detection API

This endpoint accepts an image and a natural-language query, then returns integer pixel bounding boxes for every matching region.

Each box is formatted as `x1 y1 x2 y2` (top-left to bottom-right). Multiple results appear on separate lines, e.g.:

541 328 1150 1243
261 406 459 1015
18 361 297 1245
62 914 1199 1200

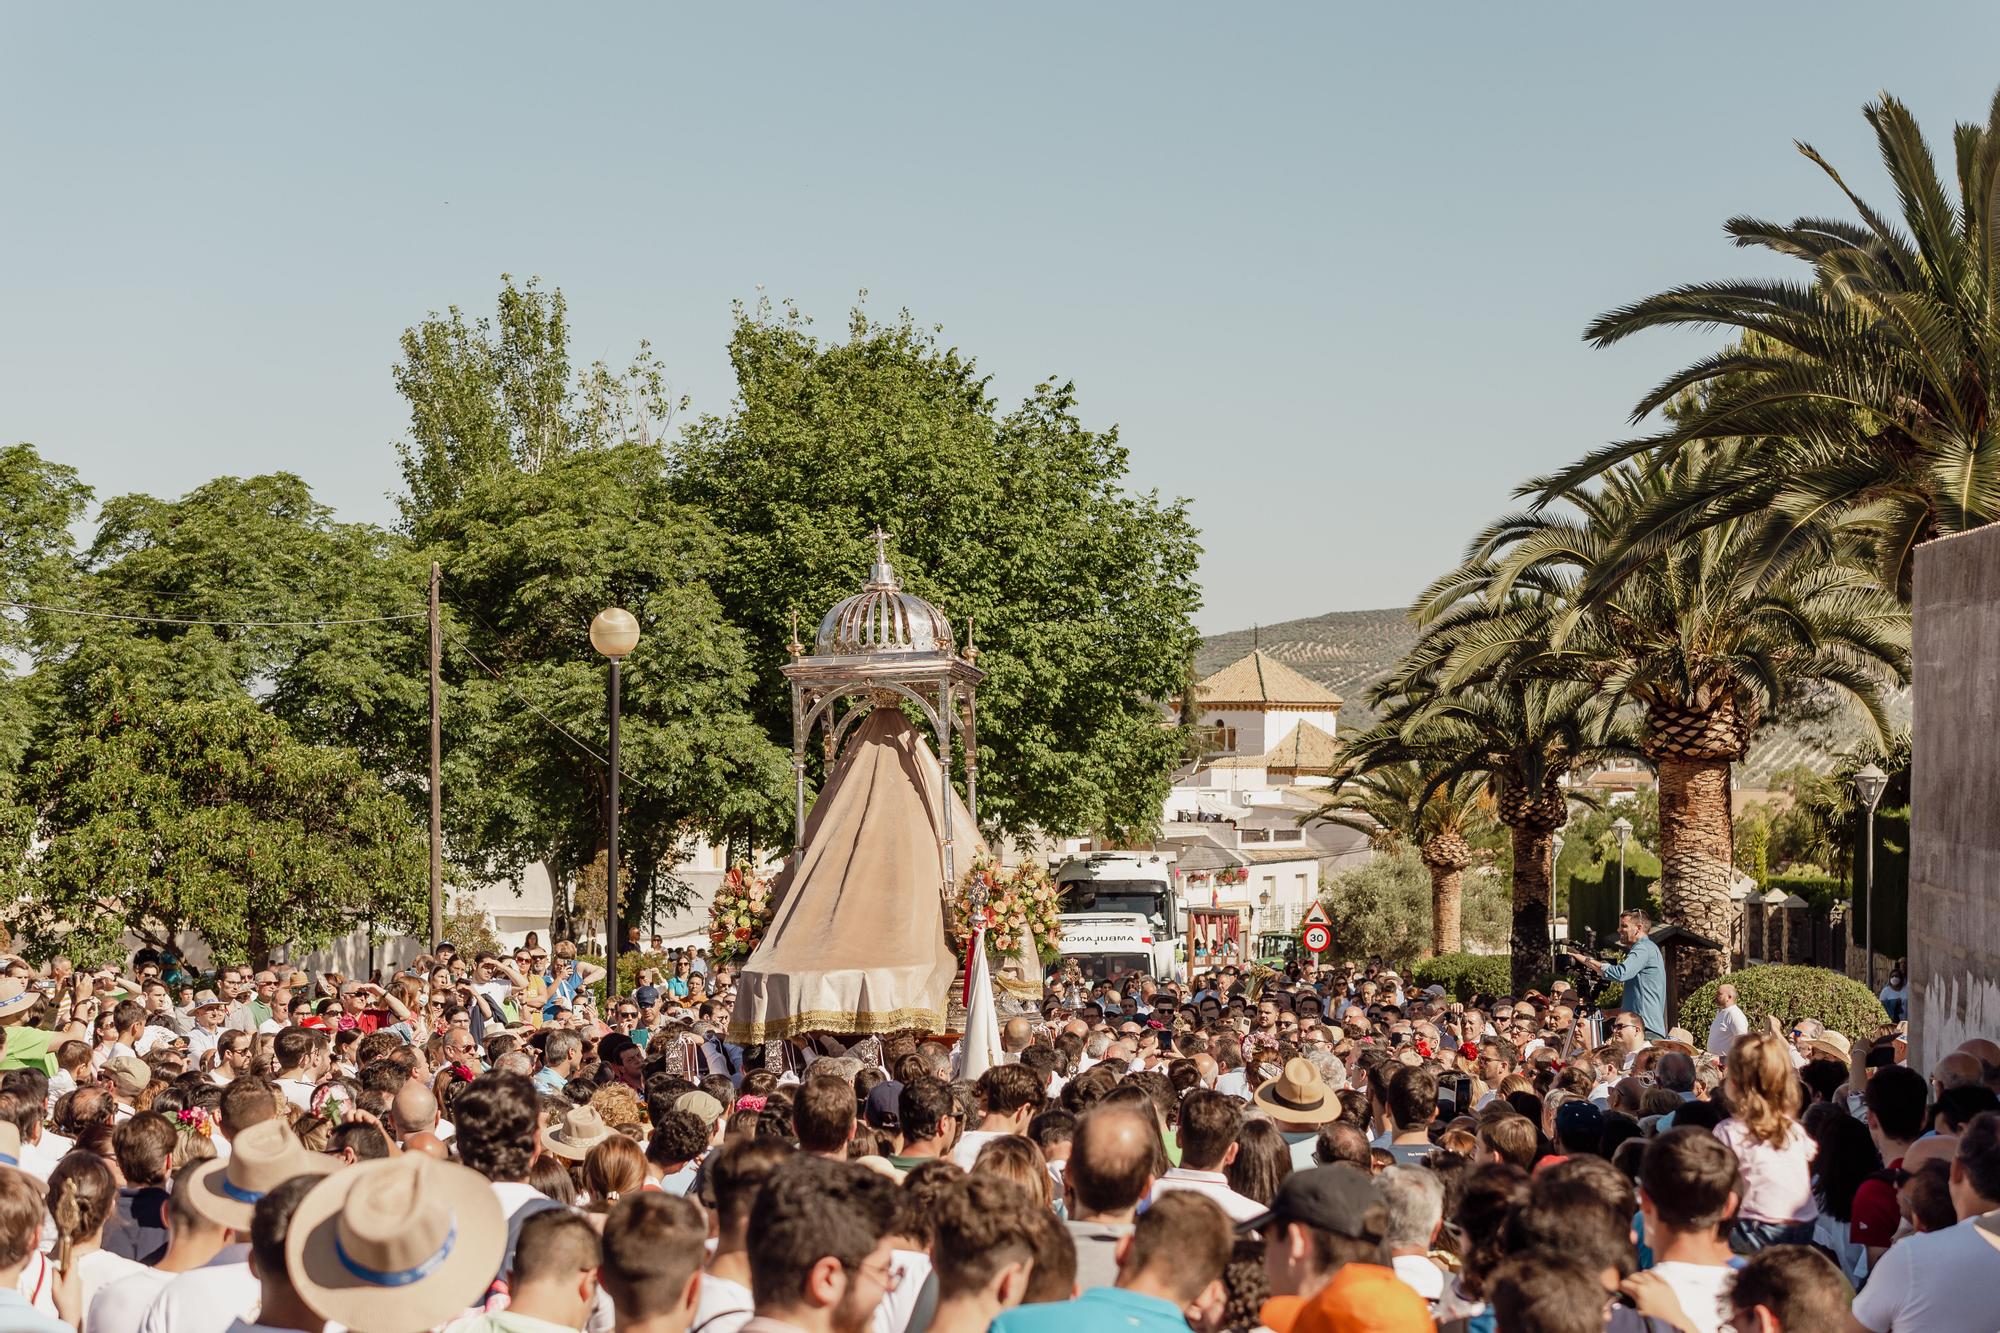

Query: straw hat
0 980 39 1024
287 1154 504 1333
1807 1030 1853 1063
542 1105 614 1161
185 1119 335 1230
1252 1057 1338 1127
190 991 228 1014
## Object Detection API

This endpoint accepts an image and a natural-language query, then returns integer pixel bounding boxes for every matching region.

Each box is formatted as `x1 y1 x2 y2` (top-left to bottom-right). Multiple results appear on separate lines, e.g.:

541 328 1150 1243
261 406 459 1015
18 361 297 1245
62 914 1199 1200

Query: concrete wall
1910 526 2000 1071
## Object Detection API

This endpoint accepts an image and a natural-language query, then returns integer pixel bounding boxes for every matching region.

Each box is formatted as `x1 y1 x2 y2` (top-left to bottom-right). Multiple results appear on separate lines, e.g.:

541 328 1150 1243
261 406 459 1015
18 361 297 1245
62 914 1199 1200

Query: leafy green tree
1312 762 1490 955
1319 845 1510 963
0 444 91 775
670 302 1203 840
1548 87 2000 600
421 443 790 938
3 676 426 967
1414 447 1905 991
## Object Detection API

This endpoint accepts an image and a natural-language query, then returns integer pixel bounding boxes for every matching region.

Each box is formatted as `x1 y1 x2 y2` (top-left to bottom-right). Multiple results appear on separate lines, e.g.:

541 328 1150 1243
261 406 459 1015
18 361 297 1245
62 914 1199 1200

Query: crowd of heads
0 941 1984 1333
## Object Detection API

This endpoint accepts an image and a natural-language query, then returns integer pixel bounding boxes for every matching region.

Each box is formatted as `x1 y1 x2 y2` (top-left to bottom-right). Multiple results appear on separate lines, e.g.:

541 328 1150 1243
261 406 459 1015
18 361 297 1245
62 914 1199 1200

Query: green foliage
1565 851 1662 946
1679 965 1889 1042
424 442 790 927
1765 870 1846 913
1557 87 2000 599
0 444 91 777
1320 847 1510 963
1851 805 1908 962
2 676 427 967
669 301 1203 841
1407 953 1513 1003
1734 813 1771 887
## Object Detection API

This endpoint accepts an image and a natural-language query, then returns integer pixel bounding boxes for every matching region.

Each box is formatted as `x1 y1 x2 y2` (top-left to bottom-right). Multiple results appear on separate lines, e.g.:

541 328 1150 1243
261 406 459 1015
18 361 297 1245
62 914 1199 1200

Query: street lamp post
1853 762 1889 990
1550 831 1565 957
591 608 641 999
1612 816 1633 918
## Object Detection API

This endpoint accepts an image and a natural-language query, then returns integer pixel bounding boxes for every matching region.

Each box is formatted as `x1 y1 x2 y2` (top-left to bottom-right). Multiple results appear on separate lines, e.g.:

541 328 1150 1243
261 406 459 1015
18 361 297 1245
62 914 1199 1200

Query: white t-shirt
88 1265 174 1333
1852 1215 2000 1332
74 1249 150 1333
1151 1168 1265 1223
1644 1261 1731 1333
871 1249 930 1333
135 1248 258 1333
690 1274 753 1333
1707 1005 1750 1058
950 1129 1006 1169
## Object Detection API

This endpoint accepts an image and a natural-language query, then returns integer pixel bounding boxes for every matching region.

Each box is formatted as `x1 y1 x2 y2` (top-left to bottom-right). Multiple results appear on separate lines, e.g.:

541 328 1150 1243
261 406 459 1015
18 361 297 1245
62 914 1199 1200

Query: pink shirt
1715 1116 1819 1224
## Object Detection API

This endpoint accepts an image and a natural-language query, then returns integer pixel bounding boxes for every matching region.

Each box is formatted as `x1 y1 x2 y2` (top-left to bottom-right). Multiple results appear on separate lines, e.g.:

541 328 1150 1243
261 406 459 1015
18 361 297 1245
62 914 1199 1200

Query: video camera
1559 927 1613 1006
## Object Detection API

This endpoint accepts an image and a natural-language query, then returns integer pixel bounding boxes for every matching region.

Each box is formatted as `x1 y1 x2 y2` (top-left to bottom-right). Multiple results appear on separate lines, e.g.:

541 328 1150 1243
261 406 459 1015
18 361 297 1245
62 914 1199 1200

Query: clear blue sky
6 5 1999 633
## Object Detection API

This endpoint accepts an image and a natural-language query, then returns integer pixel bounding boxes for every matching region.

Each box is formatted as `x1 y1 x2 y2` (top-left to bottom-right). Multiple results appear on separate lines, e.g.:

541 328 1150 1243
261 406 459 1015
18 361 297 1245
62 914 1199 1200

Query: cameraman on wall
1568 908 1669 1041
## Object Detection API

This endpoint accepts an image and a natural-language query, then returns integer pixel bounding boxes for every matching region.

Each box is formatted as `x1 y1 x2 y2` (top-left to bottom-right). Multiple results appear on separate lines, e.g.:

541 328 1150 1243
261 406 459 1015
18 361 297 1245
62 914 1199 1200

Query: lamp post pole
1853 763 1888 990
1551 831 1565 958
591 608 641 1000
1613 816 1633 919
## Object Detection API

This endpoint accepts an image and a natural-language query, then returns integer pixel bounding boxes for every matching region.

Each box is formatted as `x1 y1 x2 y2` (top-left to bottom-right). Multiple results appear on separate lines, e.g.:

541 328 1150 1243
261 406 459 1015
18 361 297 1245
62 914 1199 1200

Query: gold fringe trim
725 1004 945 1045
994 974 1043 999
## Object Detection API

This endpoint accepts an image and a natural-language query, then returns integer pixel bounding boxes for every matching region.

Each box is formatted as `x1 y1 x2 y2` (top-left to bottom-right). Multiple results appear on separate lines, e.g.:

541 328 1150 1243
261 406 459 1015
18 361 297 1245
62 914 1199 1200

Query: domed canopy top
814 530 957 657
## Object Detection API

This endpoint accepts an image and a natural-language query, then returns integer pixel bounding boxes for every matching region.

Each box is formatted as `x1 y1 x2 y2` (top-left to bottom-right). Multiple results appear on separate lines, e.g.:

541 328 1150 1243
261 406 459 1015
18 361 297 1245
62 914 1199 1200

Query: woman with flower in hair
1715 1030 1819 1253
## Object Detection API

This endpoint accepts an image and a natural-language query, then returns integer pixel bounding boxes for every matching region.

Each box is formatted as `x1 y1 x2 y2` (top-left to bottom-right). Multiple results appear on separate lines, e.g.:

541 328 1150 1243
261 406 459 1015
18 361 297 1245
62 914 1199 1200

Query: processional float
728 532 1036 1049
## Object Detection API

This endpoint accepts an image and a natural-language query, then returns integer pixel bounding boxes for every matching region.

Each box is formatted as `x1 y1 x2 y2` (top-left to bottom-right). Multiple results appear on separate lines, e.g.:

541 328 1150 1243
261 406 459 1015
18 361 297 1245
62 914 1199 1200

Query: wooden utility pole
428 561 443 952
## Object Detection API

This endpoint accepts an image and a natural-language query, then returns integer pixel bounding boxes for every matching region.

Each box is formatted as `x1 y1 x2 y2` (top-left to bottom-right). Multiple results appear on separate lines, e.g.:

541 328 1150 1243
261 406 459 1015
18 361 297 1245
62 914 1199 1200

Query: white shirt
1851 1214 2000 1332
1152 1168 1266 1223
17 1133 65 1184
74 1249 149 1333
184 1027 221 1062
135 1247 257 1333
1391 1253 1444 1305
1707 1004 1750 1058
275 1078 315 1111
950 1129 1006 1169
1644 1261 1730 1333
1213 1070 1249 1100
870 1249 929 1333
690 1275 753 1333
491 1180 547 1221
88 1265 173 1333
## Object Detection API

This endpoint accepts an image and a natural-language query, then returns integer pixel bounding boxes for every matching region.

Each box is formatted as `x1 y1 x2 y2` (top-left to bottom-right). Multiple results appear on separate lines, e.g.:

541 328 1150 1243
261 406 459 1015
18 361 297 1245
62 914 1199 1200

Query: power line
0 600 428 628
441 626 609 767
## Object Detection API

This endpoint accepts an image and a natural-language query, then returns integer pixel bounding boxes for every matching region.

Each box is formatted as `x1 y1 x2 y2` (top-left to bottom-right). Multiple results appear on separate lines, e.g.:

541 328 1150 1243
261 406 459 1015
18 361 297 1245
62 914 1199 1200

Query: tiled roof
1262 721 1342 773
1196 651 1343 709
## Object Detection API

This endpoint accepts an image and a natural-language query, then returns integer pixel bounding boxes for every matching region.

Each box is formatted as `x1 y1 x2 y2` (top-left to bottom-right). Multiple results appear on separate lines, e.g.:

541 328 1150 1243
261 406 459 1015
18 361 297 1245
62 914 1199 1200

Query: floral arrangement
707 863 775 966
952 855 1064 963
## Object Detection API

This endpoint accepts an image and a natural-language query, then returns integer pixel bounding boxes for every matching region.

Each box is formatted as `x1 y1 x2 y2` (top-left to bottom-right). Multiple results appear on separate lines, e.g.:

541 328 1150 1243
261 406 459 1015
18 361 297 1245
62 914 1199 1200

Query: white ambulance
1051 852 1183 982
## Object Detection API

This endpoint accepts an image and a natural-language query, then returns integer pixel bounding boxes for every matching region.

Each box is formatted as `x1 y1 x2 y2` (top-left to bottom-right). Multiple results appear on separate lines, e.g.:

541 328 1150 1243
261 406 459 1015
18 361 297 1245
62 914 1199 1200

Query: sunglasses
616 1010 640 1020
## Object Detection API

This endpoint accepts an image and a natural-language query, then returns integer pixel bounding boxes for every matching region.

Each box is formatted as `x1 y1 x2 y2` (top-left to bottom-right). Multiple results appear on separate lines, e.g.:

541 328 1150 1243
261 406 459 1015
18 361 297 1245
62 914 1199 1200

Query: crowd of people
0 907 1988 1333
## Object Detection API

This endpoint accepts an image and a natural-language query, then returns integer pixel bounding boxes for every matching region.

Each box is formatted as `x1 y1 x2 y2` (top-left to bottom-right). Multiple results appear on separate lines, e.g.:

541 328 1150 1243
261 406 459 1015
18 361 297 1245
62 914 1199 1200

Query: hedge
1679 964 1888 1043
1849 805 1909 962
1408 953 1513 1002
1765 870 1845 914
1405 952 1624 1009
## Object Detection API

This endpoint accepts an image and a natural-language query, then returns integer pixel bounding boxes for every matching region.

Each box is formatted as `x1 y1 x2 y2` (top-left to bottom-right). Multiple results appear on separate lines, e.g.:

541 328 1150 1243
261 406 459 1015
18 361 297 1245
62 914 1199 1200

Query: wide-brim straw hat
1807 1031 1854 1063
287 1154 504 1333
0 980 39 1024
543 1105 614 1161
185 1119 334 1230
1253 1057 1338 1127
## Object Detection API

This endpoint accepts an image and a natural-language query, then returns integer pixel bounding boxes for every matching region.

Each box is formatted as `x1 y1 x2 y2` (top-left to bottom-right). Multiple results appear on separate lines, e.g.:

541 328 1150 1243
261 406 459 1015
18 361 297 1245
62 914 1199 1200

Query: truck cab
1051 852 1183 981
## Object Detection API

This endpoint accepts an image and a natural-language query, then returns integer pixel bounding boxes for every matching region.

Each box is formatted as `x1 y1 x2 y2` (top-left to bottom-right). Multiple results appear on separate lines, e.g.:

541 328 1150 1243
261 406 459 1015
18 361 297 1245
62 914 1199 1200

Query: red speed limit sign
1302 923 1331 954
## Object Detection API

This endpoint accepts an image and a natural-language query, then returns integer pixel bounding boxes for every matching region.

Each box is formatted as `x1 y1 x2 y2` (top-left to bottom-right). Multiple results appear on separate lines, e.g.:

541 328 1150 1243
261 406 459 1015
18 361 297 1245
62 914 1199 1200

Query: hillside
1197 608 1909 785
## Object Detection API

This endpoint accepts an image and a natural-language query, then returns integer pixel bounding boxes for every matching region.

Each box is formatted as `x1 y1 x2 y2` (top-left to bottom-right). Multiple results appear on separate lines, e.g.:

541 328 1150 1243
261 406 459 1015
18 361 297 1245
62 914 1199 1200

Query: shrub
1679 964 1888 1042
1409 953 1513 1003
1765 871 1846 913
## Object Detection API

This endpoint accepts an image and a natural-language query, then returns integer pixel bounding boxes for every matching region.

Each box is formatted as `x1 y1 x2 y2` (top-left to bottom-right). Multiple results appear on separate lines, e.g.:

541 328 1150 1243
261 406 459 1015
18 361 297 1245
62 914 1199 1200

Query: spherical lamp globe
589 607 641 659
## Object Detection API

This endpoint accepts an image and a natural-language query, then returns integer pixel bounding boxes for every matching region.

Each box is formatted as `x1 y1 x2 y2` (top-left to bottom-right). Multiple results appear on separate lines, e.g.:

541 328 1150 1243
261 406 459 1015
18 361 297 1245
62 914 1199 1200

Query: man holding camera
1567 909 1668 1040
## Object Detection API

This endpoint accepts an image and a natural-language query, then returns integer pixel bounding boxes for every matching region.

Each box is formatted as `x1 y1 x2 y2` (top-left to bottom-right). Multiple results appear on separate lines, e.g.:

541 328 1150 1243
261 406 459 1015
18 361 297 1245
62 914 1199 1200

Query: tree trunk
1656 753 1736 995
547 858 574 946
1509 824 1554 994
1420 832 1473 957
1428 864 1464 958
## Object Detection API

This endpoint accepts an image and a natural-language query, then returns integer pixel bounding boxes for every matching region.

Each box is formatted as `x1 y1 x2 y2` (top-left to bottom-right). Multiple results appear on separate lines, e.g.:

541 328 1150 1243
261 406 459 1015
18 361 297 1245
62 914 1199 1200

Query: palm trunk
1428 864 1464 957
1656 753 1735 995
1509 824 1554 994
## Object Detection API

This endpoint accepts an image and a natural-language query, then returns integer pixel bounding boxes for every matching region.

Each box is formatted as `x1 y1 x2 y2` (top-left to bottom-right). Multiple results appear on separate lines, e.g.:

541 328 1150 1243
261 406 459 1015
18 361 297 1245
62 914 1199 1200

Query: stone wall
1910 526 2000 1071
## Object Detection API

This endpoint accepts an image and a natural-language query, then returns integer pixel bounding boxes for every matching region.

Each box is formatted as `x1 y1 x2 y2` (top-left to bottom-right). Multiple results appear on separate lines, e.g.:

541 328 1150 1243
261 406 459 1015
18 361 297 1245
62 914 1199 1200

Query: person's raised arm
573 959 607 984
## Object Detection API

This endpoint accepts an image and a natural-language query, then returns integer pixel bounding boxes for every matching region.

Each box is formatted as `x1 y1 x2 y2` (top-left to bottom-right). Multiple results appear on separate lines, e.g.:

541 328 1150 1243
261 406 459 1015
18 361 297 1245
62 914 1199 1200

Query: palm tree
1349 656 1631 994
1416 449 1908 990
1539 87 2000 600
1312 761 1490 955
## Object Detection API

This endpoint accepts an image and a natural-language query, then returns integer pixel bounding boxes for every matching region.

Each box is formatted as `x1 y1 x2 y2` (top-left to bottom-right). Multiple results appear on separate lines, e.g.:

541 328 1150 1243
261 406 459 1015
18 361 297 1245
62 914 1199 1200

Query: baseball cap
1240 1165 1385 1238
104 1055 151 1098
864 1080 904 1132
675 1090 726 1127
1555 1099 1604 1142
